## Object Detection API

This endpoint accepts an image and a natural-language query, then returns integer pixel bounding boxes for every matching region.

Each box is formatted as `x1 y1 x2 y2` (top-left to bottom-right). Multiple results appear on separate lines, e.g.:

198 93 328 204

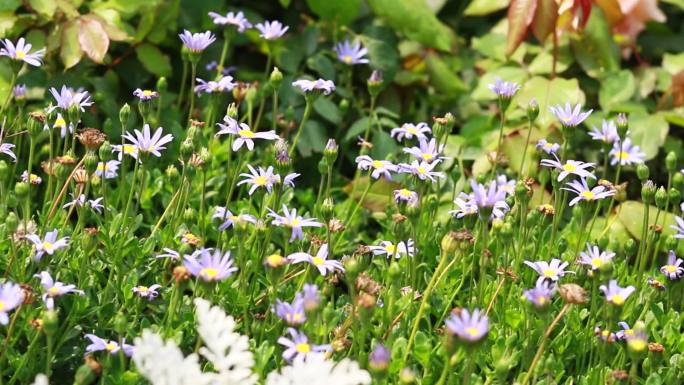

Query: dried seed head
559 283 587 304
611 370 629 381
173 265 190 283
356 292 377 309
328 218 345 233
73 167 88 185
28 111 46 123
181 232 201 246
538 204 555 216
356 272 381 296
77 128 107 150
648 342 664 353
20 284 35 305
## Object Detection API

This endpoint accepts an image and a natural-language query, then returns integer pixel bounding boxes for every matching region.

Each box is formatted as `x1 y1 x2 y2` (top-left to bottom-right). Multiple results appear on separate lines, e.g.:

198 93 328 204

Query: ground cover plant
1 0 684 384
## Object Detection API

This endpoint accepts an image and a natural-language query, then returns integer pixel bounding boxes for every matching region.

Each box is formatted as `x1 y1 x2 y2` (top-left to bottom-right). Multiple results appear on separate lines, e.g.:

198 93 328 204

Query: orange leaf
531 0 558 43
506 0 538 56
594 0 623 26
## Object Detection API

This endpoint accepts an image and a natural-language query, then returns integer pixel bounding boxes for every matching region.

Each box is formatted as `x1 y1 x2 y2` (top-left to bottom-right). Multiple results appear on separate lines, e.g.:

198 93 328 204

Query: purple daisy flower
449 194 479 219
578 244 615 271
95 160 120 179
216 116 279 151
85 334 134 356
0 37 45 66
398 160 445 183
390 122 431 142
469 180 510 219
445 308 489 343
123 124 174 158
34 271 84 310
524 258 572 283
369 343 390 371
288 244 344 276
536 139 560 155
179 30 215 52
588 119 619 144
194 75 236 94
212 206 256 231
540 155 596 182
671 216 684 239
367 240 415 259
268 204 323 242
183 248 238 282
393 188 418 205
301 284 319 311
660 250 684 280
237 165 279 195
0 282 24 325
25 229 70 262
562 177 615 206
208 11 252 32
334 40 369 65
609 138 645 166
255 21 289 40
488 77 520 98
600 280 635 306
0 125 16 162
355 155 397 180
132 284 161 300
549 102 592 127
48 86 93 112
616 321 635 341
402 137 446 163
277 328 330 363
13 84 27 100
274 295 306 326
292 79 335 95
133 89 159 101
523 279 556 308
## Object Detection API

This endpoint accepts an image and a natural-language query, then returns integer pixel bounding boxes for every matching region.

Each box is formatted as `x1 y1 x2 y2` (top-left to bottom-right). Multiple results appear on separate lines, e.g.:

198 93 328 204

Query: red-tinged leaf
594 0 623 26
531 0 558 43
60 21 83 70
506 0 538 56
78 16 109 63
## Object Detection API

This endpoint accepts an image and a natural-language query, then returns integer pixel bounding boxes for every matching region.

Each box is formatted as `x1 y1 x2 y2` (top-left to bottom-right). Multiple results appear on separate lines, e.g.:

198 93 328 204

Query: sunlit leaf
531 0 557 43
78 16 110 63
61 20 83 70
506 0 537 56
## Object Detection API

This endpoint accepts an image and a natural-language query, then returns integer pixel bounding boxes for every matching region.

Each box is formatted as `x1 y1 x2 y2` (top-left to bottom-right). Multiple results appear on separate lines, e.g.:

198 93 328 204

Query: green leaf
344 117 371 143
598 70 636 111
628 112 669 161
367 0 455 52
472 66 527 101
78 16 110 63
306 53 336 82
425 53 467 97
29 0 56 18
464 0 509 16
513 76 586 126
361 34 400 81
313 97 341 125
506 0 537 56
0 0 20 12
135 43 172 77
570 7 620 78
662 52 684 75
343 176 400 213
297 120 327 157
0 12 15 36
61 20 83 70
617 201 678 241
414 331 432 369
305 0 361 24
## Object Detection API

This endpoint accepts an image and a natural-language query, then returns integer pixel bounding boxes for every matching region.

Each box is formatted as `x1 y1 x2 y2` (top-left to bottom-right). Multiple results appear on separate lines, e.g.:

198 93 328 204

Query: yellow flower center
239 129 255 138
399 189 412 198
465 327 479 337
628 339 646 352
580 191 595 200
544 142 554 149
371 160 384 169
591 258 602 268
55 117 66 127
292 313 303 322
601 330 611 338
105 342 117 351
421 153 434 161
200 268 219 280
97 163 108 172
123 145 136 154
562 163 576 172
665 265 677 273
254 175 268 186
48 287 60 296
142 90 154 97
417 166 427 174
342 55 353 64
542 269 556 278
43 241 54 253
266 254 284 267
384 244 396 253
537 296 546 305
137 286 149 293
610 294 625 306
625 329 634 336
617 151 630 160
290 218 300 226
312 256 325 266
296 343 311 353
0 301 4 311
16 50 26 59
406 126 417 134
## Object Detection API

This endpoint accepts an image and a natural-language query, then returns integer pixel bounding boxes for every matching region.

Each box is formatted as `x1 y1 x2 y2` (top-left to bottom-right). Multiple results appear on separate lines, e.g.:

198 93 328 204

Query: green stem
187 61 198 123
289 99 312 159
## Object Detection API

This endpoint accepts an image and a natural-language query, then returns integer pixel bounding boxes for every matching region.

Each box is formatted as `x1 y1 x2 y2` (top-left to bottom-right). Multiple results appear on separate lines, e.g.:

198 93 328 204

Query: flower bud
441 231 460 254
616 113 628 139
666 151 678 173
624 238 638 256
669 187 680 204
14 181 28 199
368 343 390 372
245 86 257 104
655 186 667 209
270 67 283 88
527 98 539 121
84 152 99 175
673 172 684 191
183 207 196 221
665 236 678 251
42 310 59 336
157 77 168 94
324 139 338 164
0 160 8 178
641 181 655 204
6 211 18 233
119 103 131 127
98 141 112 161
28 112 45 137
339 99 350 115
636 164 649 181
367 70 383 97
321 198 334 221
81 228 98 253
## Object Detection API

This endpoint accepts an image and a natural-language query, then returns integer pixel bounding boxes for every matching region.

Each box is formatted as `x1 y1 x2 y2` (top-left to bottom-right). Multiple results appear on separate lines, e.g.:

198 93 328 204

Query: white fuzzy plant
132 298 371 385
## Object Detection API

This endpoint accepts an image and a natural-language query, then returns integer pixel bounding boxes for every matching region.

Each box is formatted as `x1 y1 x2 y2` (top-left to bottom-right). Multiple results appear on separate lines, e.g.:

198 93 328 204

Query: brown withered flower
20 284 35 305
328 218 345 233
356 272 381 296
73 167 89 185
648 342 664 353
610 370 629 382
538 203 555 216
173 265 190 283
78 128 106 150
559 283 587 304
28 111 46 123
